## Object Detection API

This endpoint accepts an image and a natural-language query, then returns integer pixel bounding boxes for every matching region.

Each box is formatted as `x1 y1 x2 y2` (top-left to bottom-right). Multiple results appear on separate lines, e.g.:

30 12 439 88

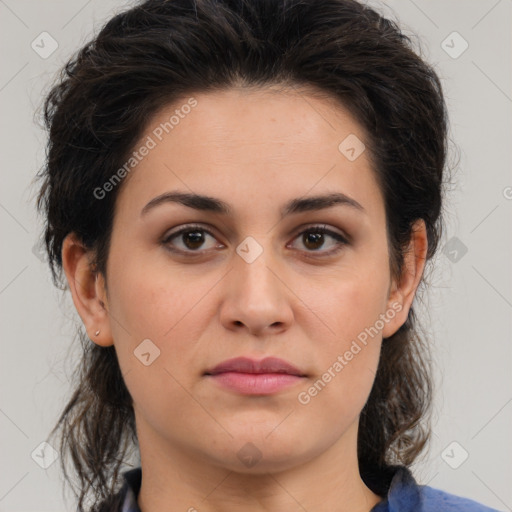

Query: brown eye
303 231 325 250
181 230 206 250
163 225 221 253
290 226 348 256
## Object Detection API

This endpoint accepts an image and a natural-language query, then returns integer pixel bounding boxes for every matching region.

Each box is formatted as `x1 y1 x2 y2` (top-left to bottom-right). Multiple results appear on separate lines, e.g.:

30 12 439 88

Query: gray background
1 0 511 510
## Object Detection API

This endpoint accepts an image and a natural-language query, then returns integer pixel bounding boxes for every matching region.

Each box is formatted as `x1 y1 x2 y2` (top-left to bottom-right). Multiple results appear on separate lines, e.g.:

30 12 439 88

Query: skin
62 86 427 512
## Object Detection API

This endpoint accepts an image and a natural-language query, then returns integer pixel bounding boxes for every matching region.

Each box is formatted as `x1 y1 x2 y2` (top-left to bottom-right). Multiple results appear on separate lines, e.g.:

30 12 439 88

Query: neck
136 420 384 512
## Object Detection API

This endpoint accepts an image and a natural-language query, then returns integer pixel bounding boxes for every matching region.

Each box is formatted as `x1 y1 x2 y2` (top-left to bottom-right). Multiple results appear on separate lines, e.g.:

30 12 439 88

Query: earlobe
61 233 114 347
382 219 428 339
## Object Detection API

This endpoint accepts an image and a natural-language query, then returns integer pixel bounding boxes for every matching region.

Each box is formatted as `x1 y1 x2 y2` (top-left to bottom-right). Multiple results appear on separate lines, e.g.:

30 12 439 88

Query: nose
219 240 294 336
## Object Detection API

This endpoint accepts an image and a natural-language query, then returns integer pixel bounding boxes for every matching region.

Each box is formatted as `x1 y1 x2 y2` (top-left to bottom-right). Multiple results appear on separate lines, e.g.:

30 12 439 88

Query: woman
35 0 501 511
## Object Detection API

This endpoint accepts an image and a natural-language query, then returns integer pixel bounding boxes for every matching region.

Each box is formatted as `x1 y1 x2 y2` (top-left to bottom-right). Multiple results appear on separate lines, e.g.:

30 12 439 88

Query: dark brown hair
36 0 449 510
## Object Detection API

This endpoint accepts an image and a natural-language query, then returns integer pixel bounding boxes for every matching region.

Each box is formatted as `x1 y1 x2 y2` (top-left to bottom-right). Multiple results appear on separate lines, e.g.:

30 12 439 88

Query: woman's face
70 86 422 474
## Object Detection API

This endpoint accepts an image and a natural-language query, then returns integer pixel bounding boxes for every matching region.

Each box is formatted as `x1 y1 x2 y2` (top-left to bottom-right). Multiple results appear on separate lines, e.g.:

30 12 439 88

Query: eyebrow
140 191 366 218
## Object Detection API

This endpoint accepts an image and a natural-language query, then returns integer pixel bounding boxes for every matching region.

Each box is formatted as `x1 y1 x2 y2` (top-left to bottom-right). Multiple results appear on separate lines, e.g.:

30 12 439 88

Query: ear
382 219 428 339
61 233 113 347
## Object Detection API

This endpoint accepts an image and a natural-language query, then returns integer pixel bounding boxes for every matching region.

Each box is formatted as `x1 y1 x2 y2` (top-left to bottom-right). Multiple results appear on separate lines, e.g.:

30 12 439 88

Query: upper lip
204 357 306 376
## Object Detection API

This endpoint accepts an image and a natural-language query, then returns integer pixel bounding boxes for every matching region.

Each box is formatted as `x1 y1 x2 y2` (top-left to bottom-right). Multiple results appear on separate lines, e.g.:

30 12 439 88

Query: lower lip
207 372 304 395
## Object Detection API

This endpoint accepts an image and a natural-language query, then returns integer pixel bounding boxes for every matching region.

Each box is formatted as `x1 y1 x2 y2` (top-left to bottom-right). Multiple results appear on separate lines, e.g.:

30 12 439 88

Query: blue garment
112 465 502 512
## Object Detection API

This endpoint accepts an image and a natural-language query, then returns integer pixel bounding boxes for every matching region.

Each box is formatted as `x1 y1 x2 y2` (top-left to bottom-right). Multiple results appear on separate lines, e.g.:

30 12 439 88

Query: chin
207 431 316 474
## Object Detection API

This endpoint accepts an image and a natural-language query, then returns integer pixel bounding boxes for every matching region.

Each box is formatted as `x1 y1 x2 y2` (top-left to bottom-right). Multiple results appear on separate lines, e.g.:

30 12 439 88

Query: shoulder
370 465 502 512
419 485 503 512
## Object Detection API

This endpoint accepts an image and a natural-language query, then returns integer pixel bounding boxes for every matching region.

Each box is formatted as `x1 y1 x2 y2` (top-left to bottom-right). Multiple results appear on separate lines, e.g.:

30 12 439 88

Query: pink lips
204 356 306 395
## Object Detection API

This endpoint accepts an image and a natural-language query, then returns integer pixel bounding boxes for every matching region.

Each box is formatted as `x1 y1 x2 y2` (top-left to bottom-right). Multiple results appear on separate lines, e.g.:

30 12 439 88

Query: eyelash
161 223 349 258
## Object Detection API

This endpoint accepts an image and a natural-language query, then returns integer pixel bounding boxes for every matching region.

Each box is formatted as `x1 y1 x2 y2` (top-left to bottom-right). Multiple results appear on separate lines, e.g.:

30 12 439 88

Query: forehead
159 85 361 153
113 86 383 221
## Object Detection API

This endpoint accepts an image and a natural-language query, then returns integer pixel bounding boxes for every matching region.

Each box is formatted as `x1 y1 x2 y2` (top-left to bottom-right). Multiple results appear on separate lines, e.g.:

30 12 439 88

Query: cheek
293 251 390 412
107 242 212 335
105 253 233 416
317 276 385 385
310 250 391 352
294 282 385 440
106 261 215 429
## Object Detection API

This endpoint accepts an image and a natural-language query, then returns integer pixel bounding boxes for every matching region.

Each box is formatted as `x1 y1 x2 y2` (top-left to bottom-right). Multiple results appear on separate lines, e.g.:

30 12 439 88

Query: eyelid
289 222 350 243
